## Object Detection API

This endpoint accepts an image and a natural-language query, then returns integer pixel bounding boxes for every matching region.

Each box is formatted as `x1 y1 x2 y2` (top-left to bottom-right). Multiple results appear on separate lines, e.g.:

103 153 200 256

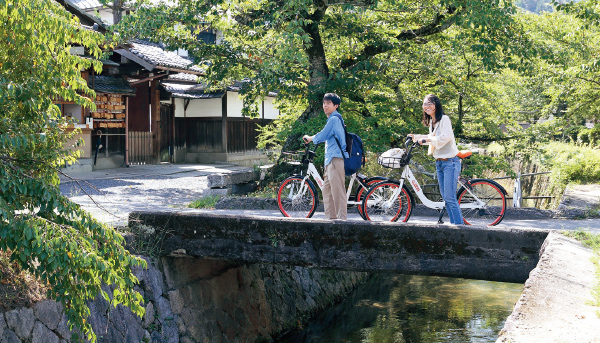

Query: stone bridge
129 211 549 283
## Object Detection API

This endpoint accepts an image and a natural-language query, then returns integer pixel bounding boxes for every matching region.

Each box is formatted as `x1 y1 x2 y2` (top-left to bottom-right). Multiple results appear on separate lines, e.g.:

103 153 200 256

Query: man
303 93 348 220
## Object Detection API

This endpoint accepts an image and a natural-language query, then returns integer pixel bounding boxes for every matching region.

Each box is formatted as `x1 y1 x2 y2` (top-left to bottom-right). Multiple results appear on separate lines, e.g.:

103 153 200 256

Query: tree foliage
112 0 600 191
114 0 533 153
0 0 145 341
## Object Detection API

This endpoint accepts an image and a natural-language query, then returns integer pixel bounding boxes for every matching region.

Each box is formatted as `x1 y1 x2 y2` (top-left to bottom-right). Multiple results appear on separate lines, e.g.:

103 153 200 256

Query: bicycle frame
397 165 485 210
299 160 365 207
382 138 486 211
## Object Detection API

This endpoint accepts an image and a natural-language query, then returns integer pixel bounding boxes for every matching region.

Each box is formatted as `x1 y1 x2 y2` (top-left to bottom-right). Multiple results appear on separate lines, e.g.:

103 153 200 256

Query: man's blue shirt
313 111 348 167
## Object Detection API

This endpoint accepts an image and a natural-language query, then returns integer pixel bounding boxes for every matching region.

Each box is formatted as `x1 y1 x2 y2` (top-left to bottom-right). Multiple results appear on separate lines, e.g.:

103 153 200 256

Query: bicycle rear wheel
277 177 318 218
362 182 413 222
457 179 506 226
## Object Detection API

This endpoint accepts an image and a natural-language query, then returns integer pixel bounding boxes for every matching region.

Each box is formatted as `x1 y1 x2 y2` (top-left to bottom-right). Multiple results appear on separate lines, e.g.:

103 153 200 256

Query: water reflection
276 274 523 343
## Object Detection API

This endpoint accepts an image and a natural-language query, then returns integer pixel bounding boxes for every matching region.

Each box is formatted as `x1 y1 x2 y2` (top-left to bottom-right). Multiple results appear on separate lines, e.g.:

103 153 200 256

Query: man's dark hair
323 93 341 106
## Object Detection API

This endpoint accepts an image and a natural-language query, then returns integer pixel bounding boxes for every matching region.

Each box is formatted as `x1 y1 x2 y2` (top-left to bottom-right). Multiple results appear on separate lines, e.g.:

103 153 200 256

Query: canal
276 273 523 343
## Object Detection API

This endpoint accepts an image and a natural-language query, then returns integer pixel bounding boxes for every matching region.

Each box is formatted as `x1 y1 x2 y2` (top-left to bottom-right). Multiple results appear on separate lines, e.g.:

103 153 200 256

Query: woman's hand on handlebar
302 135 314 144
408 134 427 145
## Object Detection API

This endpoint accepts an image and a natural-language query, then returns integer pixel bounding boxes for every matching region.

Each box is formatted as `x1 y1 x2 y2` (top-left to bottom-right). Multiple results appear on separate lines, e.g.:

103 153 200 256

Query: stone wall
0 257 367 343
135 210 548 283
160 257 367 343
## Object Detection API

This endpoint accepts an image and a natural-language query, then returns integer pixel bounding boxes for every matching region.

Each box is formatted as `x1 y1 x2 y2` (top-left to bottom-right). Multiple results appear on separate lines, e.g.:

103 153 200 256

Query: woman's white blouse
427 115 459 159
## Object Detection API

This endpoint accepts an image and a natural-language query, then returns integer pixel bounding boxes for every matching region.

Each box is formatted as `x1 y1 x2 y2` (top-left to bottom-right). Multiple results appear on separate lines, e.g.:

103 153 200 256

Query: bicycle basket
377 148 406 169
281 152 303 166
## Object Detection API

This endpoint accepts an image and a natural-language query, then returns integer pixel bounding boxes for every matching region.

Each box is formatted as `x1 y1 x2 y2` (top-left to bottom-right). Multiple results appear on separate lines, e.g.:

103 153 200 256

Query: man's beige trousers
322 157 347 220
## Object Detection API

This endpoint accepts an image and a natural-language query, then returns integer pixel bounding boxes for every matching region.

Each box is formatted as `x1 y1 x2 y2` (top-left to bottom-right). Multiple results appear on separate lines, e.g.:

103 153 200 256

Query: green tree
115 0 528 152
521 5 600 126
0 1 145 341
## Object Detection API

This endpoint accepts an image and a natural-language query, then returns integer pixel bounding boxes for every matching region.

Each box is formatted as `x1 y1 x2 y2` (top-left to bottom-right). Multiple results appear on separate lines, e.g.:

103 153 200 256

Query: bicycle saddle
457 150 472 159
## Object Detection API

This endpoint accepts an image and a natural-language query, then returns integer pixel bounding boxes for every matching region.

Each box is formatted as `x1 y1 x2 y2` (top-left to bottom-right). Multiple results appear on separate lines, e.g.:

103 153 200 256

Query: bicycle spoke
277 177 317 218
458 180 506 226
363 182 412 222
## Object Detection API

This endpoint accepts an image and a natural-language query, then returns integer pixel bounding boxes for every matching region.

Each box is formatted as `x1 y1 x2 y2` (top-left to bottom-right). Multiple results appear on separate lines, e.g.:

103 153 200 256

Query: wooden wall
180 117 271 153
128 83 150 132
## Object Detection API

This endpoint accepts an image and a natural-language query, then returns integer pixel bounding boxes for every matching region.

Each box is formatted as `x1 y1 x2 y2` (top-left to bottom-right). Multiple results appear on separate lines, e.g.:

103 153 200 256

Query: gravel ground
59 164 246 226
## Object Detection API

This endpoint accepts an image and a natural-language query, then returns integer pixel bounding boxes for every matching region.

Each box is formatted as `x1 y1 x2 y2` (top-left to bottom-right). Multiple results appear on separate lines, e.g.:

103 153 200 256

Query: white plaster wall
227 91 244 118
186 98 222 118
98 10 116 25
173 98 185 118
64 103 83 123
226 92 280 119
263 97 279 119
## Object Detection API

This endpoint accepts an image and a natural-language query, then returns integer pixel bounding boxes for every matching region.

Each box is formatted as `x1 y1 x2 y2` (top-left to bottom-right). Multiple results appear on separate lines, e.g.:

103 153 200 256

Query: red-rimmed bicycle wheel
277 177 318 218
355 177 388 219
457 179 506 226
362 182 414 222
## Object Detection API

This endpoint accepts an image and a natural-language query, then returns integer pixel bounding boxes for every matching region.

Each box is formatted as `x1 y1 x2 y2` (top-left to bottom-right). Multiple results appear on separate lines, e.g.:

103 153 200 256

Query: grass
248 183 278 198
0 249 49 312
119 217 175 261
188 195 221 209
562 230 600 314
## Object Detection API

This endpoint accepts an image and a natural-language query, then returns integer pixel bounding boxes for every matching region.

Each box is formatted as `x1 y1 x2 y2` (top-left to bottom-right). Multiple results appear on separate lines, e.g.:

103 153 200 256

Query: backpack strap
330 113 349 159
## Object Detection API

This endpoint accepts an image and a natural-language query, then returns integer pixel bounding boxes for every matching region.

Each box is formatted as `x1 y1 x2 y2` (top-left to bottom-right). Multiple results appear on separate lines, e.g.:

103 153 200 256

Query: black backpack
331 113 365 176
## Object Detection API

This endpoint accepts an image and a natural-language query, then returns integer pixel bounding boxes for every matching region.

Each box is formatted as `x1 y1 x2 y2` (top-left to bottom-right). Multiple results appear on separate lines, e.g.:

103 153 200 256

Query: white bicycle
277 143 386 219
361 136 508 226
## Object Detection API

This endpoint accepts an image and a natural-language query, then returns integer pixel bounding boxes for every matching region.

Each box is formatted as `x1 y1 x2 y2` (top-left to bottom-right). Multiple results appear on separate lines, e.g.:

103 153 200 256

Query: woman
409 94 464 225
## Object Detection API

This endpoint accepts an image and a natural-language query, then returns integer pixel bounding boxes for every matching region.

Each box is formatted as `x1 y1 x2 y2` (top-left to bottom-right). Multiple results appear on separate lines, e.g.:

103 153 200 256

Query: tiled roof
227 80 278 97
128 40 204 73
167 73 200 82
60 0 108 31
70 0 134 10
70 0 104 10
161 82 223 99
90 76 135 95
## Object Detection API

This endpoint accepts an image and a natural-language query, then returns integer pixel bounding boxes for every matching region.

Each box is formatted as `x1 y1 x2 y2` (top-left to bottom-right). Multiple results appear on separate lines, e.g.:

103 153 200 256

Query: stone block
33 300 63 330
143 302 155 329
207 171 259 188
203 187 231 197
0 313 6 338
137 262 165 303
5 308 35 339
55 314 71 342
1 330 20 343
168 290 184 315
32 321 59 343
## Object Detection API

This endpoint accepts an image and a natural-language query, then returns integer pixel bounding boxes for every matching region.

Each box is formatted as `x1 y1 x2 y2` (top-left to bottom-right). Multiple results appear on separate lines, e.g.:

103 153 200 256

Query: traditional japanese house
160 76 279 166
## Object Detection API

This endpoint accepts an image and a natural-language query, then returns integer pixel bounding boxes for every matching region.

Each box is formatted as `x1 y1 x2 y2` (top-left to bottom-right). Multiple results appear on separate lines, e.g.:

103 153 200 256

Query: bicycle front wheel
277 177 318 218
457 179 506 226
355 176 388 220
362 182 413 222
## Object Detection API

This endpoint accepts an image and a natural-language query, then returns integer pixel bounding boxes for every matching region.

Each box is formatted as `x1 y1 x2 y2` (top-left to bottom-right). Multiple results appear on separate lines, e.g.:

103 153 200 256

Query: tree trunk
282 8 330 152
113 0 123 25
299 18 329 122
456 93 464 137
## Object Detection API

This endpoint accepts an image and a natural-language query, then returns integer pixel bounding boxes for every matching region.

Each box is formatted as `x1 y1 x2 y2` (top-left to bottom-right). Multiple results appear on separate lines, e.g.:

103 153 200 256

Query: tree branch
339 6 461 70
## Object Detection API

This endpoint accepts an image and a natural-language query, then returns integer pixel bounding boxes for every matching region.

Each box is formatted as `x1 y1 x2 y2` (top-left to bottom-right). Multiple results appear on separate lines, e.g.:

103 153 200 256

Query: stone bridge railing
129 210 549 283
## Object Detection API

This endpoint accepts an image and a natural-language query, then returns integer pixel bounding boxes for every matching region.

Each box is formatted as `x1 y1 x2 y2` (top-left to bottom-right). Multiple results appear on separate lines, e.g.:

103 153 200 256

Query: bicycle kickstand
437 207 446 224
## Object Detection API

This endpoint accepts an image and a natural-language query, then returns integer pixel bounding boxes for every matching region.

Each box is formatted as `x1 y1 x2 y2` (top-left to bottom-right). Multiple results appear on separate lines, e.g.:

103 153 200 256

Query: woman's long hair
422 94 444 127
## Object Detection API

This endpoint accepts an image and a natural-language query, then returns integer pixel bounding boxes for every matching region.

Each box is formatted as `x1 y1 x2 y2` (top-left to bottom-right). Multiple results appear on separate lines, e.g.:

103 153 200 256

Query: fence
491 172 553 208
128 131 153 165
410 163 554 208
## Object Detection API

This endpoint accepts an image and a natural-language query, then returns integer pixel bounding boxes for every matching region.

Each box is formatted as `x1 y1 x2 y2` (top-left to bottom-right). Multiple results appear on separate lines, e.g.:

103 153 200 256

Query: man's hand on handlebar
302 135 314 144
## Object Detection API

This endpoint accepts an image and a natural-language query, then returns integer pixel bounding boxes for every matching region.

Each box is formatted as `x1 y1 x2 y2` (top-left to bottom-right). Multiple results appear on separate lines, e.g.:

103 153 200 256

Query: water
276 273 523 343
